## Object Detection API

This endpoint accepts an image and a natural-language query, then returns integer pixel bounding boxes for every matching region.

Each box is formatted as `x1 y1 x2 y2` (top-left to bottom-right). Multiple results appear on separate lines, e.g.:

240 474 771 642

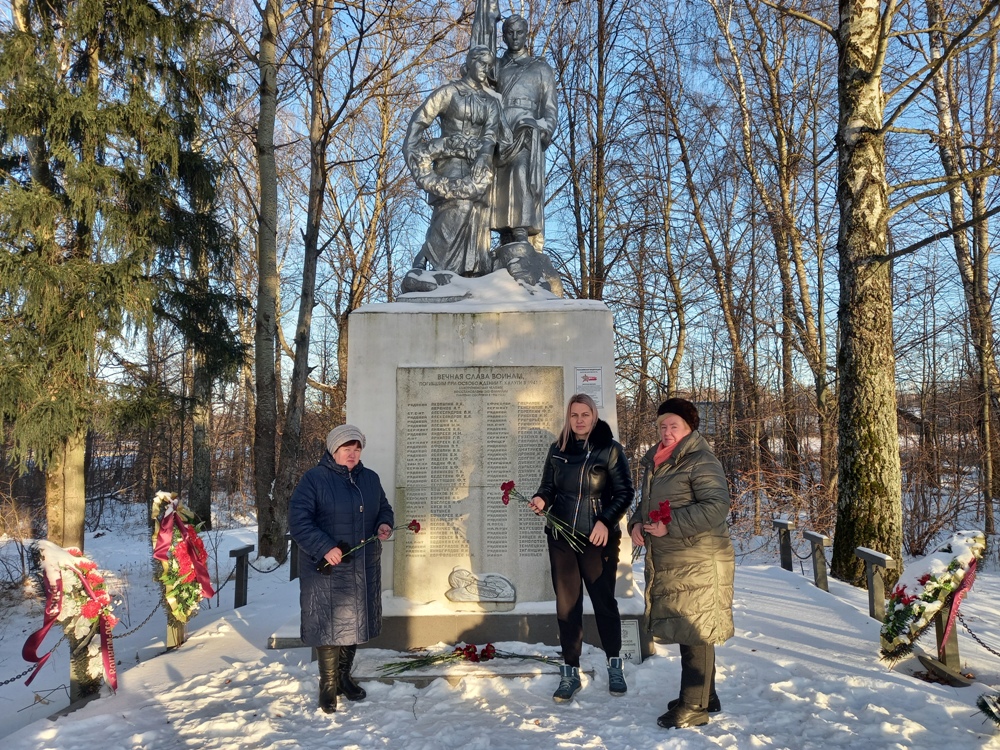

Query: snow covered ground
1 514 999 750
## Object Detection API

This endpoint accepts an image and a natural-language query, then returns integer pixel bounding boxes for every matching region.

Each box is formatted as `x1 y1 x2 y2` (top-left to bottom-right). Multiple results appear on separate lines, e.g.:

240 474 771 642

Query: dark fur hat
656 398 700 431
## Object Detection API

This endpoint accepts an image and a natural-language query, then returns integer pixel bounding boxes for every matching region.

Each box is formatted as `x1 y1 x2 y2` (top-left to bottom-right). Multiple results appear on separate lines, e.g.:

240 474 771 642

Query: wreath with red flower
23 540 119 691
880 530 985 661
152 491 215 624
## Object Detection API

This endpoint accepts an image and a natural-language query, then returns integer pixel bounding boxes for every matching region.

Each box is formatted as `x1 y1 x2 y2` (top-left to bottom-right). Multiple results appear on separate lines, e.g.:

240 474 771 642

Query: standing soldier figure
492 14 558 251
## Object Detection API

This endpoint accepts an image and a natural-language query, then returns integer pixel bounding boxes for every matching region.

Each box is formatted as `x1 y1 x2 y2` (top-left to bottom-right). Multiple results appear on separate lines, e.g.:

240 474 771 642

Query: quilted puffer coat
289 452 394 647
534 419 634 538
629 430 735 646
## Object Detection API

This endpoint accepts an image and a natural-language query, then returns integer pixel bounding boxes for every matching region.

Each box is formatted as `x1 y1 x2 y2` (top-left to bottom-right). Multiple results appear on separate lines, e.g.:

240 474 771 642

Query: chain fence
0 632 66 687
118 600 162 638
1 543 280 690
212 562 239 599
247 558 283 575
958 611 1000 660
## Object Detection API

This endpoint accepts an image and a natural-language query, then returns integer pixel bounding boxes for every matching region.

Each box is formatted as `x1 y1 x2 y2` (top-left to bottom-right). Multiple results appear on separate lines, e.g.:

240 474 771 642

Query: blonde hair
557 393 599 451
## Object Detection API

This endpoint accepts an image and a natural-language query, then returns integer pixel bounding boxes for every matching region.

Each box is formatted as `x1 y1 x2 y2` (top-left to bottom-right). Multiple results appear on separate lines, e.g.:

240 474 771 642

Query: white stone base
347 291 635 610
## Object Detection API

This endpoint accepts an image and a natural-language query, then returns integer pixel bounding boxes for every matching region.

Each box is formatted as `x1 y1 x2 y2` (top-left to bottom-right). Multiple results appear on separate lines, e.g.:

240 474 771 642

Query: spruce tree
0 0 234 548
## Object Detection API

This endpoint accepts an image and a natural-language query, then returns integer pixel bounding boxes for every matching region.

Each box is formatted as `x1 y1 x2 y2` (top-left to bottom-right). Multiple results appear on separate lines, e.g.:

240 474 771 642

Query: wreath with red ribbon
22 540 119 691
152 491 215 624
880 530 985 661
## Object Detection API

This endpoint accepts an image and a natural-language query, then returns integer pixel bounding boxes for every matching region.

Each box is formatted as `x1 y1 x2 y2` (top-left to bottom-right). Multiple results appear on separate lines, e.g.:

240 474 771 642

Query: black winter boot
668 692 721 713
338 644 366 701
657 702 709 729
317 646 340 713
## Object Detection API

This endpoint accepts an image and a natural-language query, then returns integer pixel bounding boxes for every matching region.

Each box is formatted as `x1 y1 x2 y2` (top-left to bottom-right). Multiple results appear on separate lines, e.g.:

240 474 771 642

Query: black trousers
547 529 622 667
679 644 716 708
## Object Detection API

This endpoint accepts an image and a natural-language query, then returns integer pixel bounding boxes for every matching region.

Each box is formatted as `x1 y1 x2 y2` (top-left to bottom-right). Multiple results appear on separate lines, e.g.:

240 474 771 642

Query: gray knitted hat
326 424 366 455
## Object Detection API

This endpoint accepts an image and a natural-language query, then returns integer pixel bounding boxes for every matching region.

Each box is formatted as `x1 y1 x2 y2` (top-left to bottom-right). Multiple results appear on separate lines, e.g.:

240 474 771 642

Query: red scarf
654 441 676 469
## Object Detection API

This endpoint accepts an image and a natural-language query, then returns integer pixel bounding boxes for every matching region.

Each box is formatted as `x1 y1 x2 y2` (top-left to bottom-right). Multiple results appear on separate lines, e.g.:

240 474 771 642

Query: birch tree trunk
925 0 999 537
830 0 903 584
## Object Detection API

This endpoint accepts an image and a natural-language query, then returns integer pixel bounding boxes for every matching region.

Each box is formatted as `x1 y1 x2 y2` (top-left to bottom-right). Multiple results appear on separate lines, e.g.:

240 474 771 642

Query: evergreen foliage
0 0 242 471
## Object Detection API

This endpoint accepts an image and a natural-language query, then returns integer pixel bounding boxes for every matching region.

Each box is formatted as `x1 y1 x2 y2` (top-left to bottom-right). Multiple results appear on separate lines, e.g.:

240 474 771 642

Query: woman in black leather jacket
529 393 634 703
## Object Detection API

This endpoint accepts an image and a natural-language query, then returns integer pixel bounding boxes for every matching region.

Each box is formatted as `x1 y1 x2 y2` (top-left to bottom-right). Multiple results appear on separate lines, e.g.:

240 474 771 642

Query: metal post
772 517 796 571
855 547 897 620
229 544 255 609
167 621 186 648
802 530 831 591
286 532 299 581
933 608 961 670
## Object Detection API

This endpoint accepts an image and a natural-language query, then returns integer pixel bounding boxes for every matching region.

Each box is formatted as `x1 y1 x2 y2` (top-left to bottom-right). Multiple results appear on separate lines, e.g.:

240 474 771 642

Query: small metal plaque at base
621 619 642 665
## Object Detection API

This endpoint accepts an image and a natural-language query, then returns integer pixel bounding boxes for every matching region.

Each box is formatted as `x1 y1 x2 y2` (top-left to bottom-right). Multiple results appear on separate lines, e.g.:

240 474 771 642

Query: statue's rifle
471 0 502 82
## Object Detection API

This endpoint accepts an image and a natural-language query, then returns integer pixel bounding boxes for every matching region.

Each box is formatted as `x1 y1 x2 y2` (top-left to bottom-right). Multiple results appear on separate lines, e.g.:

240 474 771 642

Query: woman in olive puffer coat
629 398 734 731
530 394 634 704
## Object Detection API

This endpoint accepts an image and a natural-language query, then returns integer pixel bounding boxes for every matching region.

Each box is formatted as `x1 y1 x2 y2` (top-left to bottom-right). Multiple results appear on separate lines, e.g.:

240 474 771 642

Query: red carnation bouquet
633 499 672 562
649 499 672 525
378 642 560 676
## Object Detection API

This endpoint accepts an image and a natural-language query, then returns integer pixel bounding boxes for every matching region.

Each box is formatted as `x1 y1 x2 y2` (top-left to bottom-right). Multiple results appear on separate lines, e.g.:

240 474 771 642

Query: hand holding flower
319 519 421 570
643 520 668 537
642 499 671 537
501 481 586 553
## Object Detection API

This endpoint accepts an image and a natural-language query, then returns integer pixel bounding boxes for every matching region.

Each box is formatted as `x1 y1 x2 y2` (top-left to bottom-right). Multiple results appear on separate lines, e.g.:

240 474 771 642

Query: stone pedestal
346 285 648 656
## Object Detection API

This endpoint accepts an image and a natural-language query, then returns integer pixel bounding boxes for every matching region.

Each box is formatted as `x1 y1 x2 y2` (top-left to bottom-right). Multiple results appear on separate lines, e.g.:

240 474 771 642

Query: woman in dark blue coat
288 424 394 714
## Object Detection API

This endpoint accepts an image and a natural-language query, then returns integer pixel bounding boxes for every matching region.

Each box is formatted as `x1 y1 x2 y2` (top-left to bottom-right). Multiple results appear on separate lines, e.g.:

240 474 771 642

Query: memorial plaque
394 366 563 606
620 619 642 665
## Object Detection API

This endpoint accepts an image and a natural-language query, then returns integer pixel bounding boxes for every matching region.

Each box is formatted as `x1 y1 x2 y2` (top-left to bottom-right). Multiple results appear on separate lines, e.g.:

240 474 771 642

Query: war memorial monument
344 3 648 660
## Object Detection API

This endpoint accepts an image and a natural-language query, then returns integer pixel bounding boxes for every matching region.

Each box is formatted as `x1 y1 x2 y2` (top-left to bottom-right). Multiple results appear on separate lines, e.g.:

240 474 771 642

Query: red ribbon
940 557 977 659
71 566 118 692
23 560 121 691
22 577 63 686
100 614 118 691
154 503 215 599
153 505 180 563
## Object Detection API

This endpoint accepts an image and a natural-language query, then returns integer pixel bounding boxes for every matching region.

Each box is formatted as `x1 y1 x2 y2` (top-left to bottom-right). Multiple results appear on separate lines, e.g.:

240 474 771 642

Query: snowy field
1 510 999 750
